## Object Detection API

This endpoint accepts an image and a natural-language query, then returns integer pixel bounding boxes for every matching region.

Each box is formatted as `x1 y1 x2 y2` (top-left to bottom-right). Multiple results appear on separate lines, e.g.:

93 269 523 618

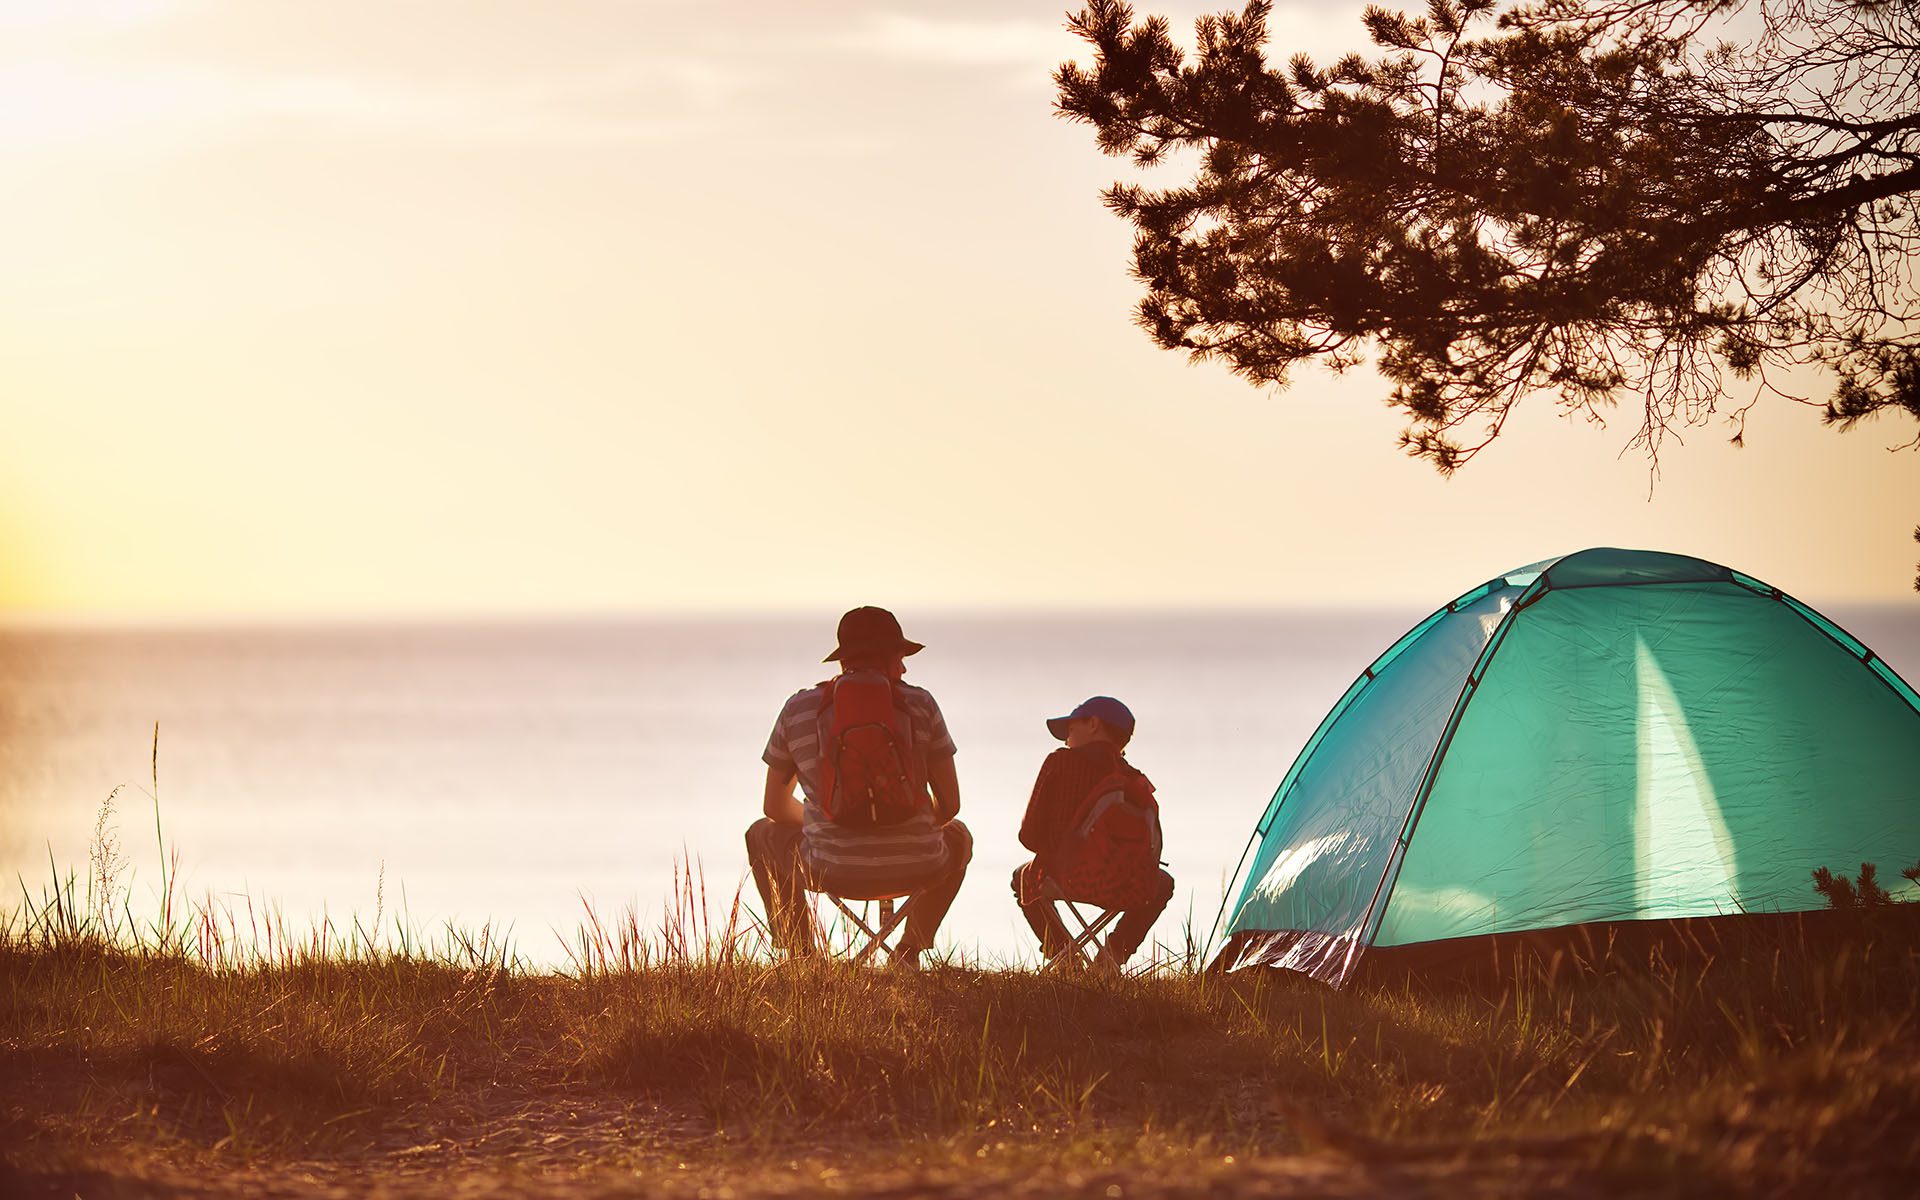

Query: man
1011 696 1174 971
746 606 970 967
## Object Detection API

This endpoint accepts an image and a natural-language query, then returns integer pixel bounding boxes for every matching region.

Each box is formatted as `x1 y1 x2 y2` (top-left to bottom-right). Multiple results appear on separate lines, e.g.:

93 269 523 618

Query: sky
2 0 1915 618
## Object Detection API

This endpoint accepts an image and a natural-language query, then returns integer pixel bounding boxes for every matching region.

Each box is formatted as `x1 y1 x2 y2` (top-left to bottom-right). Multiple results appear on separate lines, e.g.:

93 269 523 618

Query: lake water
3 606 1915 968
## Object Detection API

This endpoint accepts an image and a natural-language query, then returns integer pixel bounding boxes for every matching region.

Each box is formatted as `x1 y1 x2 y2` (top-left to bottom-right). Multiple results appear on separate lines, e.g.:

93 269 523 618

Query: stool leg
1046 901 1122 970
829 896 882 955
852 898 892 967
814 893 922 966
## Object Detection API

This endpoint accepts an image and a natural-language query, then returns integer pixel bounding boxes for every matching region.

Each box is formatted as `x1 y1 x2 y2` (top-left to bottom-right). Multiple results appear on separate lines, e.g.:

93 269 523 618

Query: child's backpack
814 671 927 827
1051 767 1162 895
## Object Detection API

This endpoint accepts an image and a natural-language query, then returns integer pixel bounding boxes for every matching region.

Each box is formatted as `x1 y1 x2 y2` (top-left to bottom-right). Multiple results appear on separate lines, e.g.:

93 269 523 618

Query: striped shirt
763 677 957 880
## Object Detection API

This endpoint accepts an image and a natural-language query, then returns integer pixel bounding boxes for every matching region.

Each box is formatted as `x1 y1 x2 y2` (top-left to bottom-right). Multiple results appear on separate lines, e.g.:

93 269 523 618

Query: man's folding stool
812 887 921 966
1038 876 1121 971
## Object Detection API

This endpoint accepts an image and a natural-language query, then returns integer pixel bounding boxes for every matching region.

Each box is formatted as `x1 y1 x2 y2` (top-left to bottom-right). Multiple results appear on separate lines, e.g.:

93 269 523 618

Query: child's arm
1018 750 1072 857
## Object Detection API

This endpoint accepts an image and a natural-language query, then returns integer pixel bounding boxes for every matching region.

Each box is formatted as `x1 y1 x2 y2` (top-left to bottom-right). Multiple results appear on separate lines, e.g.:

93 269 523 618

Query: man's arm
927 751 961 823
763 764 804 825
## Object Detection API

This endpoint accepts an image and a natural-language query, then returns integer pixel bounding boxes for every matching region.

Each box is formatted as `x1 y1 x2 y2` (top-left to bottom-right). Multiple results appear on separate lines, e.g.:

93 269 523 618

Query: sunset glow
2 0 1913 618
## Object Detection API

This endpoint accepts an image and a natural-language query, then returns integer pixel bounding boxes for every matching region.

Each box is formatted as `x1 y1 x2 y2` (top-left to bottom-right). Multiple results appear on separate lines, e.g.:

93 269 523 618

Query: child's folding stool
1037 876 1121 971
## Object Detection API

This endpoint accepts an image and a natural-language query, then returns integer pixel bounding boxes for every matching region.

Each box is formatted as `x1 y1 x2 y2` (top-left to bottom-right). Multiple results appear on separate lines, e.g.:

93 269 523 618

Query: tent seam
1356 576 1547 957
1769 593 1920 718
1727 570 1920 715
1205 579 1515 963
1204 596 1476 958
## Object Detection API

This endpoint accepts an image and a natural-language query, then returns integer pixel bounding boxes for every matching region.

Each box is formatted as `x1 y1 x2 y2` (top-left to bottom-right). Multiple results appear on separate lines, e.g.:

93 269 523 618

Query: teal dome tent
1212 548 1920 985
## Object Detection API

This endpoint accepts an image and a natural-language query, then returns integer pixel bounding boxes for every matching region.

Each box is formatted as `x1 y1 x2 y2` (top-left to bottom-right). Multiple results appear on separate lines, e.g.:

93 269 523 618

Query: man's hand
763 765 804 825
927 751 961 823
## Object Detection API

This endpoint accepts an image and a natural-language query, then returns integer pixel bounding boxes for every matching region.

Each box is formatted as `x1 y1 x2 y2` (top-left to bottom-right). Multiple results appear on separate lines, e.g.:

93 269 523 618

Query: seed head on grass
87 785 130 940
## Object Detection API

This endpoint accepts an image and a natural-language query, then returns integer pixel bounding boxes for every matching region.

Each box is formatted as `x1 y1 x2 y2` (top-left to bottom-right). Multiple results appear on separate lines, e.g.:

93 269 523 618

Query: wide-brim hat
824 606 925 663
1046 695 1136 741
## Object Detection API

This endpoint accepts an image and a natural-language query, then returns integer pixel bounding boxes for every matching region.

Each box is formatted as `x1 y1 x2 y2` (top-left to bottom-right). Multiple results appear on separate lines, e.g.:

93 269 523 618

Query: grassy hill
4 881 1918 1198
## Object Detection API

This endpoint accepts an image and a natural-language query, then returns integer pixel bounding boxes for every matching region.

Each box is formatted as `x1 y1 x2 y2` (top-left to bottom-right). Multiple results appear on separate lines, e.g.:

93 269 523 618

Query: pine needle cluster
1812 859 1920 908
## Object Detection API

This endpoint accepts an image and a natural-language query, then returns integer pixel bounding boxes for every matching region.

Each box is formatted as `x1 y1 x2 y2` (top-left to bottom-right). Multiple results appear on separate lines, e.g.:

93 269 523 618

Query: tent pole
1203 828 1261 966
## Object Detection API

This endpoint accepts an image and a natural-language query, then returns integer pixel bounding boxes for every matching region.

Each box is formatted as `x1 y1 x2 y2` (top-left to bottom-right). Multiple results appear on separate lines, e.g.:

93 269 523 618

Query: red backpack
814 671 928 827
1051 765 1162 891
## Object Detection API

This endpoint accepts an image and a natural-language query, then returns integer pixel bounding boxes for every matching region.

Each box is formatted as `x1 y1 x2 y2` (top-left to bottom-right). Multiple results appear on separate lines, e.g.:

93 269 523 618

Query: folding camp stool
1037 877 1121 971
811 887 922 967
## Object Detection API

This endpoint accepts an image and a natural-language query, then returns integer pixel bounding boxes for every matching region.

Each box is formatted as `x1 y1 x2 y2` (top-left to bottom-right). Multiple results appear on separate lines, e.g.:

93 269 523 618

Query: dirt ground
0 1131 1711 1200
5 1073 1898 1200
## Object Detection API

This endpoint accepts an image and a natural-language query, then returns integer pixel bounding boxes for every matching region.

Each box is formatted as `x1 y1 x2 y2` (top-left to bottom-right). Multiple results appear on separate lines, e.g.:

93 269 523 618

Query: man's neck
839 661 904 681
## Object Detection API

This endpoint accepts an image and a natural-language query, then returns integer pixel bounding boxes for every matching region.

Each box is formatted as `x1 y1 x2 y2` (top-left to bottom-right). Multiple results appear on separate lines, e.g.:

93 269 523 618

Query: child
1010 696 1174 970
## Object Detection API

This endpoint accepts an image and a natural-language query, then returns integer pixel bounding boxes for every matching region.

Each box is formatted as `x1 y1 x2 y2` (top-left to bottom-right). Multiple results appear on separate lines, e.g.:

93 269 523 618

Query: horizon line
1 595 1913 633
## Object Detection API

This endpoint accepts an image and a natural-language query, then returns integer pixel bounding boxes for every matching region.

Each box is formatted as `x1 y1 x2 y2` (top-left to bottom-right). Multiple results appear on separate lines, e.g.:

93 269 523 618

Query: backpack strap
884 677 923 792
1069 772 1131 838
813 676 841 806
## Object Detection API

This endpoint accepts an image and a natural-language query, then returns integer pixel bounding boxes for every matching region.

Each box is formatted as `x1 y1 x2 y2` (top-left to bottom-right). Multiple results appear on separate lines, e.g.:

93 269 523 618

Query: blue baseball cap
1046 696 1136 742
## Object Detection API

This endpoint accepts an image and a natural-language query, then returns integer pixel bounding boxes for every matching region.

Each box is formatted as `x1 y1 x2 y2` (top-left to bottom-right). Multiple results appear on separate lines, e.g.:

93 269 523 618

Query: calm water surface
3 608 1915 967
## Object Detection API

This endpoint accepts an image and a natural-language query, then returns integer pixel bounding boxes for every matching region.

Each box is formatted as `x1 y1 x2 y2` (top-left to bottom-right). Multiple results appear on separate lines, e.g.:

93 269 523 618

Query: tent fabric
1213 547 1920 985
1216 575 1532 980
